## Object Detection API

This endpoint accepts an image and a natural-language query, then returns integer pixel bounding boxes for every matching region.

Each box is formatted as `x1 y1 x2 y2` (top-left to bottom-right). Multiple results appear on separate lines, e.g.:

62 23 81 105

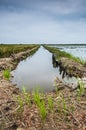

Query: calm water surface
12 47 60 92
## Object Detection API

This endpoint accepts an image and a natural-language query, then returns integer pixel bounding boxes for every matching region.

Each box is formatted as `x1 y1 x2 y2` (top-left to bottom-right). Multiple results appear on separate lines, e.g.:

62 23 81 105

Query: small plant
77 78 85 98
47 96 54 111
33 87 47 121
33 87 41 107
70 103 75 113
3 69 10 80
62 96 67 115
21 87 31 105
39 100 47 122
17 95 24 109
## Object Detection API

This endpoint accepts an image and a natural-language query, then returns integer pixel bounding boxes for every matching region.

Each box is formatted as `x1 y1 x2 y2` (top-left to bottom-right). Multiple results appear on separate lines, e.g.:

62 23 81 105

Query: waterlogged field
51 44 86 60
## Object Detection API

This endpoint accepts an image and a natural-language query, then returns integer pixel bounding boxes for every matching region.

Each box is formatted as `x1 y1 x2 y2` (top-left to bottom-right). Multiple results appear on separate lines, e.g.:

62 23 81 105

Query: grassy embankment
0 44 40 58
43 45 86 66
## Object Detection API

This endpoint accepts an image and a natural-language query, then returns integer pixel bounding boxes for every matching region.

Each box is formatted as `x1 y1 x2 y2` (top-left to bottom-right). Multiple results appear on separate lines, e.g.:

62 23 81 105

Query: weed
22 87 30 105
17 95 24 109
62 96 67 115
33 88 41 107
70 103 75 113
3 69 10 80
39 100 47 122
77 78 85 98
47 96 54 111
33 87 47 121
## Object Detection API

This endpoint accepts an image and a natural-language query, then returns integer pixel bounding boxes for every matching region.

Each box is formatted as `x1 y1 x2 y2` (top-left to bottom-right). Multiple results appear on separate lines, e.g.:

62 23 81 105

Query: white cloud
0 1 86 44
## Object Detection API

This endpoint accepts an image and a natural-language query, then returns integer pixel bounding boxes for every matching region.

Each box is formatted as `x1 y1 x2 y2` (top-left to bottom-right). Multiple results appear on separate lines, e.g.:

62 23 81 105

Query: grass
47 96 54 111
39 100 47 121
15 85 86 129
0 44 40 58
77 78 85 98
33 88 47 121
43 45 86 65
3 69 10 80
33 87 41 107
16 87 73 122
4 85 85 130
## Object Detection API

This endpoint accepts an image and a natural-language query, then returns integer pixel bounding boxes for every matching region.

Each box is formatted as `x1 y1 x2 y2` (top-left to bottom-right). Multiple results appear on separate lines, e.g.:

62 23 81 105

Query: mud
52 54 86 78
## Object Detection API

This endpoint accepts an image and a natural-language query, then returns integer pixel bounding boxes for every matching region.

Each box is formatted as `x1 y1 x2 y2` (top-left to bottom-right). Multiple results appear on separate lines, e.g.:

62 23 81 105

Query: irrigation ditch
0 44 86 130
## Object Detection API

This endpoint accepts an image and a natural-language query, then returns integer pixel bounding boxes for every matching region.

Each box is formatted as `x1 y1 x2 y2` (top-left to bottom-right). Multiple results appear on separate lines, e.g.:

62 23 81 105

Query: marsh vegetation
0 44 39 58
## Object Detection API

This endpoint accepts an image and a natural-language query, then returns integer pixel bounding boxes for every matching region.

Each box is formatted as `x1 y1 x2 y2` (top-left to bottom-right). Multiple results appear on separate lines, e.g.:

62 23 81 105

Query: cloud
0 0 86 43
0 0 86 15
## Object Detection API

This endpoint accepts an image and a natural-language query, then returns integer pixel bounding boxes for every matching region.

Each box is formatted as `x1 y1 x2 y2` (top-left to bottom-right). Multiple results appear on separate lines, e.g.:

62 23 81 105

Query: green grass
16 86 83 123
0 44 40 58
33 87 41 107
39 100 47 121
47 96 54 111
77 78 85 98
3 69 10 80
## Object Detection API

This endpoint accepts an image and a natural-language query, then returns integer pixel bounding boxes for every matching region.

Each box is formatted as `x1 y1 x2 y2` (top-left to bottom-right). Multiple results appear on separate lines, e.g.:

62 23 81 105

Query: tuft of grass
33 87 47 121
62 96 67 115
33 87 41 107
17 95 24 109
39 100 47 122
22 87 30 105
77 78 85 98
47 96 54 111
3 69 10 80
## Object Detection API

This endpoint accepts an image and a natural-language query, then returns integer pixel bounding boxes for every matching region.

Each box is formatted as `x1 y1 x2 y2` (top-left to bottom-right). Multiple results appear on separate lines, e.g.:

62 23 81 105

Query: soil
0 47 86 130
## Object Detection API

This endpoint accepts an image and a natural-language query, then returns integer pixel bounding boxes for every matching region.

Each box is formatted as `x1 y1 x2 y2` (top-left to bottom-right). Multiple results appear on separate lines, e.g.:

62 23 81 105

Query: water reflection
11 47 59 92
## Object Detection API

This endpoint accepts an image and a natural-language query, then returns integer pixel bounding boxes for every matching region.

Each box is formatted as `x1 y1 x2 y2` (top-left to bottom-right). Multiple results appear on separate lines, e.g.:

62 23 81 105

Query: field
0 44 39 58
0 44 86 130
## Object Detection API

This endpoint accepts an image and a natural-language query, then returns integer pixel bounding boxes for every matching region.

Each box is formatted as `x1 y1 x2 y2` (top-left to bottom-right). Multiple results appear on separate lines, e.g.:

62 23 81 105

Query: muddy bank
52 54 86 78
44 45 86 78
0 46 39 71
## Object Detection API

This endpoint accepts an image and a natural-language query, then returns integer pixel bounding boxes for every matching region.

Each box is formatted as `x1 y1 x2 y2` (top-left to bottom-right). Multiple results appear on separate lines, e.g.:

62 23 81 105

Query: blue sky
0 0 86 44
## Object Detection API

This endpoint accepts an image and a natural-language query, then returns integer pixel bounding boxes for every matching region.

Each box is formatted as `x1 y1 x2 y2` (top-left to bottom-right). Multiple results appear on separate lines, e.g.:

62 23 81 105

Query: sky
0 0 86 44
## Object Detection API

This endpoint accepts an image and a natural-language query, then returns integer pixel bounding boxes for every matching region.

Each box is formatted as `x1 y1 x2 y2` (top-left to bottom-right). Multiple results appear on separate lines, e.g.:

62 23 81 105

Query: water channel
11 46 77 92
11 47 58 92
